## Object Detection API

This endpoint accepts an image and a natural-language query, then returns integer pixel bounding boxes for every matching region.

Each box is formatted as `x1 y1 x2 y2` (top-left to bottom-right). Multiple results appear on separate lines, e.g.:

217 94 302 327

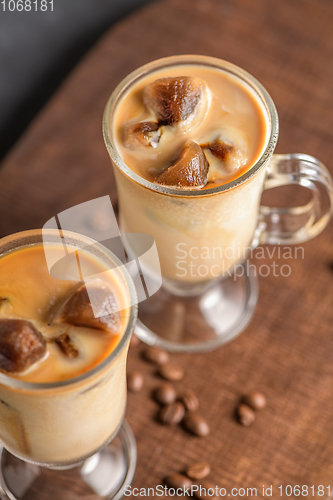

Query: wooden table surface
1 0 333 498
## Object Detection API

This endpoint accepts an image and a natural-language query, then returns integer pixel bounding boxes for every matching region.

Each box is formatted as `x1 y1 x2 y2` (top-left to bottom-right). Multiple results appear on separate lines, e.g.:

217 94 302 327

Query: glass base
135 261 259 353
0 421 136 500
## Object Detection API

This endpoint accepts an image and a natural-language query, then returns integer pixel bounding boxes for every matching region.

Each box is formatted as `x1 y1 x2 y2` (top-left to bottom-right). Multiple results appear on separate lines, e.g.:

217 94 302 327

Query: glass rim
103 54 279 197
0 229 138 392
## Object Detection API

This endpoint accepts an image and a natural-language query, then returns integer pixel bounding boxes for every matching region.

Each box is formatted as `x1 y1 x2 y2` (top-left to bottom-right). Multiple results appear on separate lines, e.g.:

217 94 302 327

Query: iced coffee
0 231 135 466
106 57 271 285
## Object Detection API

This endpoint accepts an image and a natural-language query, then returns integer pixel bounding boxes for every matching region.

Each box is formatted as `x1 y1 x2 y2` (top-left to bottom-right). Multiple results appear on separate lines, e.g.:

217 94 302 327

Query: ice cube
123 121 161 149
199 128 248 181
144 76 211 131
0 319 46 373
155 141 208 189
55 333 79 359
55 281 121 334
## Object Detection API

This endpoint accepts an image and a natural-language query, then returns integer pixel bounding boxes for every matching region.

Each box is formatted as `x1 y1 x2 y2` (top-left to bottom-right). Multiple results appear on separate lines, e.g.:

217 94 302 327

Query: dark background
0 0 152 161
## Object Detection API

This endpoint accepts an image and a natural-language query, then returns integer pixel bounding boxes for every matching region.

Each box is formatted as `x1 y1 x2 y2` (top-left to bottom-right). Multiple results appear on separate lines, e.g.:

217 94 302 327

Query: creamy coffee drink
114 65 267 188
105 57 271 285
0 236 133 465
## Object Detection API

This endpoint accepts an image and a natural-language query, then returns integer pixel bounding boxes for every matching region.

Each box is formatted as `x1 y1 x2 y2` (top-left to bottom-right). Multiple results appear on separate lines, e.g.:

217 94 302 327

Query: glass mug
103 55 333 352
0 230 138 500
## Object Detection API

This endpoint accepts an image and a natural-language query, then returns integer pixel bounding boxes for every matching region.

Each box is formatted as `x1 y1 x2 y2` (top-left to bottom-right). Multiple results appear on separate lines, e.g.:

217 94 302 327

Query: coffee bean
154 382 177 405
238 404 255 426
243 391 266 411
181 390 199 412
130 334 140 348
194 481 218 500
127 371 144 392
159 363 184 381
186 462 211 480
165 473 192 490
184 413 210 436
160 402 185 425
144 346 169 365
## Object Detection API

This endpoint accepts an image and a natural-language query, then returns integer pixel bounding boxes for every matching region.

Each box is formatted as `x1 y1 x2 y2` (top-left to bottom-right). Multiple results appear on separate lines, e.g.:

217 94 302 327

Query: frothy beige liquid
114 65 267 187
0 244 130 465
109 62 270 284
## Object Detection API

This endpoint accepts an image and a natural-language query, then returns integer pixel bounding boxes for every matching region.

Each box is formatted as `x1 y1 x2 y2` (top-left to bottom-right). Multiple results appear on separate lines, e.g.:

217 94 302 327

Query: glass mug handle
258 153 333 245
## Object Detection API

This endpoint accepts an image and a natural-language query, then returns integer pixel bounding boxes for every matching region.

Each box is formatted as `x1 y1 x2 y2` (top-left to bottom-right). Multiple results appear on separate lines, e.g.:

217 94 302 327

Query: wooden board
1 0 333 497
